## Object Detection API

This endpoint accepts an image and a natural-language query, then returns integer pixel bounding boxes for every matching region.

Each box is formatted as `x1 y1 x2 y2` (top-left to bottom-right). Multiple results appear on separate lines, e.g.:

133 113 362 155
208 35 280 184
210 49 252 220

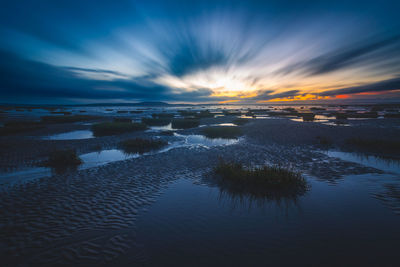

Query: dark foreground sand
0 115 399 265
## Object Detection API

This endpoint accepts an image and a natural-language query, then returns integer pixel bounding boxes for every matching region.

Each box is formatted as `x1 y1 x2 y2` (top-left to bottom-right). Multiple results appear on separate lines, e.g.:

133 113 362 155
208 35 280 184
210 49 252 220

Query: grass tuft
213 160 308 199
91 122 147 136
345 138 400 155
120 138 167 154
0 120 43 135
171 118 200 129
41 115 99 124
142 117 171 126
233 118 250 125
42 149 82 172
201 126 242 139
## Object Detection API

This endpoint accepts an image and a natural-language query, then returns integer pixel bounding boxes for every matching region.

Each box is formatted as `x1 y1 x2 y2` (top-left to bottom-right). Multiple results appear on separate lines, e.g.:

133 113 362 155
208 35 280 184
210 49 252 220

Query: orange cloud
219 99 240 104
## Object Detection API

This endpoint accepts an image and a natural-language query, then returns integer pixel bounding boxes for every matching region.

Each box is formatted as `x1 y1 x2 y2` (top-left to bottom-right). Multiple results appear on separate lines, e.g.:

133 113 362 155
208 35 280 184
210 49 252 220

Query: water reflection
325 151 400 174
79 149 139 169
42 130 93 140
173 133 239 148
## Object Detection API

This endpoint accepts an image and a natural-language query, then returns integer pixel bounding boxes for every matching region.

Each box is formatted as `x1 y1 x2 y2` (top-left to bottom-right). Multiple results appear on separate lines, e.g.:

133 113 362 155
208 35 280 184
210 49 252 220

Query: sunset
1 1 400 266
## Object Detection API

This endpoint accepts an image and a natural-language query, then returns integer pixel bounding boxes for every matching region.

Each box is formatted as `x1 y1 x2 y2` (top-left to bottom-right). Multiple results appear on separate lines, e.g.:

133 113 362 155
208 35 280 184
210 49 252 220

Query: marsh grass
223 110 242 116
316 136 333 147
41 115 99 123
142 117 171 126
384 113 400 118
201 126 242 139
41 149 82 173
171 118 200 129
0 120 44 135
130 110 143 114
152 113 174 118
300 113 315 121
117 110 128 113
91 122 147 136
120 138 168 154
345 138 400 155
233 118 250 125
178 110 197 116
159 130 175 136
213 160 308 199
113 118 132 123
195 110 214 118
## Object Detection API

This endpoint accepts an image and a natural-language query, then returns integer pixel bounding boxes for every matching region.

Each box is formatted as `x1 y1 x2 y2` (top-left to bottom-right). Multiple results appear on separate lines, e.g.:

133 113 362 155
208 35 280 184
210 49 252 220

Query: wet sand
0 108 399 265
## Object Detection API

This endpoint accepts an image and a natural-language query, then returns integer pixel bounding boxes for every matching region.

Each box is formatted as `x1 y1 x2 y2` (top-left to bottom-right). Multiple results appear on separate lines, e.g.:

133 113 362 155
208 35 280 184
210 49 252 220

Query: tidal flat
0 104 400 266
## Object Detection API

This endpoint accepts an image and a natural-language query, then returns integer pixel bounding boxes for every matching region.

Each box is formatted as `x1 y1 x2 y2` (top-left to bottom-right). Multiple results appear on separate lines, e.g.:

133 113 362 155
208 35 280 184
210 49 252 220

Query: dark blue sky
1 0 399 104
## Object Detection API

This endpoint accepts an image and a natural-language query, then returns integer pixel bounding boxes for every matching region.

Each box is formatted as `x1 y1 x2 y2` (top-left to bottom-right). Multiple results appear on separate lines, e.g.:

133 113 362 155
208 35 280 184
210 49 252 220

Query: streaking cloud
0 0 399 103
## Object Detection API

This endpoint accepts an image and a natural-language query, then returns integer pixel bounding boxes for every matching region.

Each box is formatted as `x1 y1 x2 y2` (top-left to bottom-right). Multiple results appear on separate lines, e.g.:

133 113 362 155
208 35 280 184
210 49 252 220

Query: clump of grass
171 118 200 129
316 136 333 146
334 113 348 120
41 115 99 123
120 138 167 154
345 138 400 155
223 110 242 116
384 113 400 118
232 118 250 125
0 120 43 135
142 117 171 126
91 122 147 136
159 130 175 136
195 110 214 118
213 160 308 199
178 110 197 117
41 149 82 171
50 111 72 115
152 113 174 118
201 126 242 139
113 118 132 123
300 113 315 121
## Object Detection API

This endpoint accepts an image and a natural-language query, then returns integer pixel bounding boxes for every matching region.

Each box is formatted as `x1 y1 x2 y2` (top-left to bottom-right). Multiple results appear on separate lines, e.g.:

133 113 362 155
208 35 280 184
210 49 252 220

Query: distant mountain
78 101 193 107
132 101 170 106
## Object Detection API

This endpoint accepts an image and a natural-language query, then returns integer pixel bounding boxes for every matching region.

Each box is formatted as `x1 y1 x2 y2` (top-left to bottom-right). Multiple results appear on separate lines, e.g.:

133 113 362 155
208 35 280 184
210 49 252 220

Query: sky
1 0 400 104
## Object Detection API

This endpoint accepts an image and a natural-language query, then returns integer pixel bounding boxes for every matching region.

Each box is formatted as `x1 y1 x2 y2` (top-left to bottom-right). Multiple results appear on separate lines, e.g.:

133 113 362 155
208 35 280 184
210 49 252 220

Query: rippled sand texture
1 137 388 266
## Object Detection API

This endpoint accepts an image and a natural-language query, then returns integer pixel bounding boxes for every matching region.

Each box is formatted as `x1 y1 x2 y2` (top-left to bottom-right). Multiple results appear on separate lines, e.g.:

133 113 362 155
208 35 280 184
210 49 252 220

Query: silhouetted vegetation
41 115 99 123
50 111 72 115
178 110 197 116
316 136 333 146
384 113 400 118
171 118 200 129
195 110 214 118
300 113 315 121
159 130 175 136
130 110 143 114
117 110 128 113
0 120 43 135
212 160 308 199
91 122 147 136
152 113 174 118
201 126 242 139
223 110 242 116
345 138 400 155
120 138 167 154
41 149 82 172
142 117 171 126
113 118 132 123
233 118 250 125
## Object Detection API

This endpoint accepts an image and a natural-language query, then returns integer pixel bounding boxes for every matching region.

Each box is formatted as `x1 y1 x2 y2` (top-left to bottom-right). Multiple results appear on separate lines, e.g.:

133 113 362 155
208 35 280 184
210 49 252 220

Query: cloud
319 76 400 96
0 50 176 102
276 35 400 76
251 90 301 100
